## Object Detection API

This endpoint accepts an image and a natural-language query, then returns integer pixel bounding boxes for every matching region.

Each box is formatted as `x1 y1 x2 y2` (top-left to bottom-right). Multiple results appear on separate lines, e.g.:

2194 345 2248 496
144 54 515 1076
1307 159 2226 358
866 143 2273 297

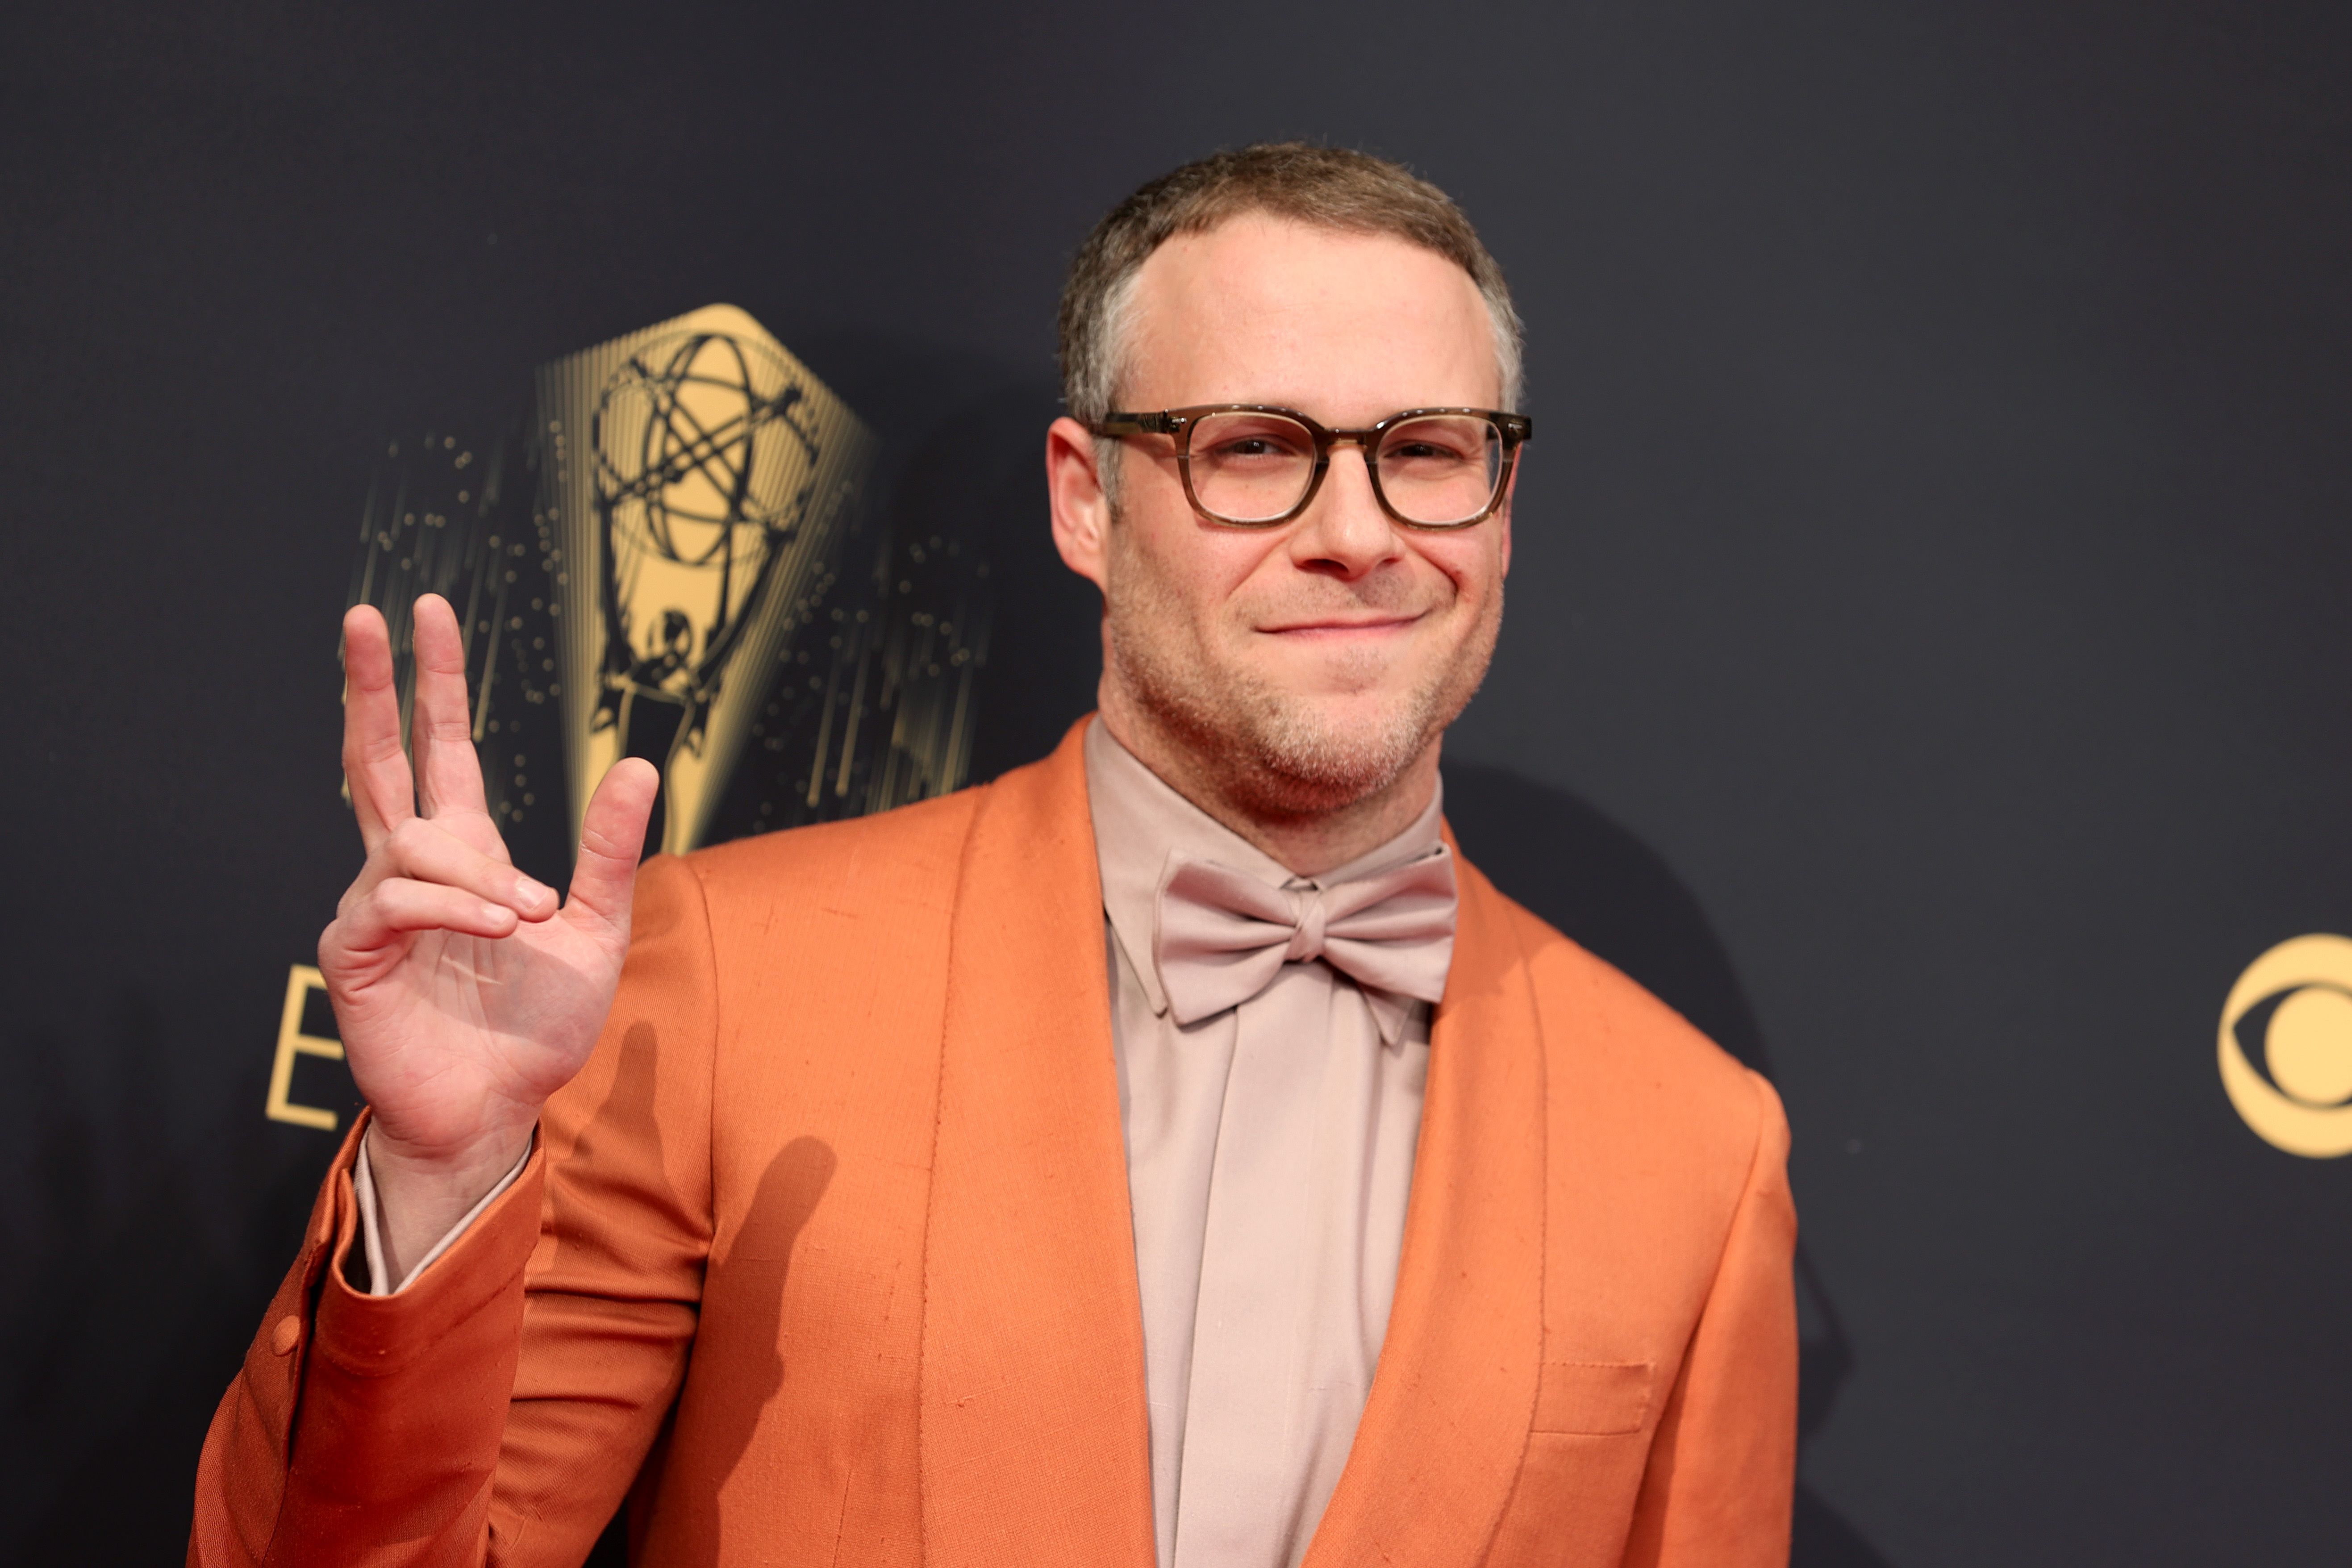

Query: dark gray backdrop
4 2 2348 1563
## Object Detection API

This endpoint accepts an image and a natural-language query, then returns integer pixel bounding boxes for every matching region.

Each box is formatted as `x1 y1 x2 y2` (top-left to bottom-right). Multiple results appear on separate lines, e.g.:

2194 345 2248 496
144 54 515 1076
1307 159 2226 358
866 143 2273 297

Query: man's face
1053 213 1514 817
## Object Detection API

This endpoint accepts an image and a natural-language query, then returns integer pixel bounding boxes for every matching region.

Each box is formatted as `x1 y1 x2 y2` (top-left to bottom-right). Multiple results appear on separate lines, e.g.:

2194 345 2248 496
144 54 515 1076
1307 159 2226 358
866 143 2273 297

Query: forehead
1120 213 1500 415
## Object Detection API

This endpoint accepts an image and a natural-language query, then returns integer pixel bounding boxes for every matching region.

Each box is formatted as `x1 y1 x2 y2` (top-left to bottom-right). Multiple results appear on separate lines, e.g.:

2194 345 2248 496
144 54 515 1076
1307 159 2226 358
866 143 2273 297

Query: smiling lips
1257 613 1424 637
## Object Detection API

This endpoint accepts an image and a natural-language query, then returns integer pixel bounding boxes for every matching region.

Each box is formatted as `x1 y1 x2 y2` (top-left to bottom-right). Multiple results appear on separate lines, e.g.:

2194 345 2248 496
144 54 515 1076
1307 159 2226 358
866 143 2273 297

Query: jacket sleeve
1621 1072 1799 1568
189 854 721 1568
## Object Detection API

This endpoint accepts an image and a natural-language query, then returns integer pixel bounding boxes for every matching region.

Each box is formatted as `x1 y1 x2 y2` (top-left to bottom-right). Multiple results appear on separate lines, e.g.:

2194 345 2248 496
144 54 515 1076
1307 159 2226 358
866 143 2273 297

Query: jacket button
271 1315 303 1356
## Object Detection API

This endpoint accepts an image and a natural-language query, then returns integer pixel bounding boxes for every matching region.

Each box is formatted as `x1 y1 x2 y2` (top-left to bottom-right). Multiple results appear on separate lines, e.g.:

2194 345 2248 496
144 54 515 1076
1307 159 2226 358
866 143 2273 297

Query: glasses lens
1375 415 1504 525
1186 411 1317 524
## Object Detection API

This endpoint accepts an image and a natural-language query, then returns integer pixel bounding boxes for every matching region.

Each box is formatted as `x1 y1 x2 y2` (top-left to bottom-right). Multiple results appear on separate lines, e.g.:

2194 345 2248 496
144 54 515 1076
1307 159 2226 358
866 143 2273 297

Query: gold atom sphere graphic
2219 933 2352 1157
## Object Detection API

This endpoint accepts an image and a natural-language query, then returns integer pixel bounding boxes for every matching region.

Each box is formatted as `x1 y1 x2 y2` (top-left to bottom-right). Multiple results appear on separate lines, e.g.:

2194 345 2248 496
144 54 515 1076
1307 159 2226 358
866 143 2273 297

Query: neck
1093 689 1441 879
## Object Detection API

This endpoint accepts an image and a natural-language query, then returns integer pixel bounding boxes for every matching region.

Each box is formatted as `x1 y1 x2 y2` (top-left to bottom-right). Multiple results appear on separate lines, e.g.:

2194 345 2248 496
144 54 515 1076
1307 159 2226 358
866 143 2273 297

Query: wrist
366 1101 536 1174
360 1123 536 1297
362 1117 536 1289
364 1117 534 1210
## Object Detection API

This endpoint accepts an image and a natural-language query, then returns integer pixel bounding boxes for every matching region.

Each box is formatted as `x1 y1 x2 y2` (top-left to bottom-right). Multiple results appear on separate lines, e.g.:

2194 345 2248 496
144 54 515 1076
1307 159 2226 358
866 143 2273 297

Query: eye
1192 414 1314 463
1379 417 1493 467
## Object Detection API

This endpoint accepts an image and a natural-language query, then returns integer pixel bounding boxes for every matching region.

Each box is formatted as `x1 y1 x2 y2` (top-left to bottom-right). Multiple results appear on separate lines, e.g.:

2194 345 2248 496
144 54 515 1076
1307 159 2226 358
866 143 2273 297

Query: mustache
1248 575 1433 622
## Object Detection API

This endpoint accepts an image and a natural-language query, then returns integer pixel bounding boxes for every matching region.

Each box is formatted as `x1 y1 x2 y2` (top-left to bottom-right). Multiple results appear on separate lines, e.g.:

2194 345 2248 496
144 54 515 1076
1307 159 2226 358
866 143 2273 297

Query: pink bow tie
1151 845 1459 1043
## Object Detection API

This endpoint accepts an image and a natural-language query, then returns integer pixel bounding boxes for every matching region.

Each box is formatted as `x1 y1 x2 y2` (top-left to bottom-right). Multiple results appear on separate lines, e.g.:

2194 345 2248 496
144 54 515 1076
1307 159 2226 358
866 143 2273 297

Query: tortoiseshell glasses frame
1089 405 1533 530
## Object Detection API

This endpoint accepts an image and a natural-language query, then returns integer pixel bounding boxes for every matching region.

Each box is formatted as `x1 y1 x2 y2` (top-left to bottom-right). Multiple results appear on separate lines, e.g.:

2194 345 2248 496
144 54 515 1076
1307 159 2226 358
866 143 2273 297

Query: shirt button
271 1315 303 1356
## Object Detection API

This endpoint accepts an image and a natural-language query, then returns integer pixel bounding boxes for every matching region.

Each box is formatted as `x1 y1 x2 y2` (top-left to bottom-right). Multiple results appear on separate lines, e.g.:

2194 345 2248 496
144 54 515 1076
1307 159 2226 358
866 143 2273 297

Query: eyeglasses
1089 405 1532 530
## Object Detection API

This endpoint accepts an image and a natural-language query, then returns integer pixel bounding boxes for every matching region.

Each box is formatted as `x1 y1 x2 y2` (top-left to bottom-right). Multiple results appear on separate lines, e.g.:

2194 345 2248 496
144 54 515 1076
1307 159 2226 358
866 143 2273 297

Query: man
192 144 1795 1568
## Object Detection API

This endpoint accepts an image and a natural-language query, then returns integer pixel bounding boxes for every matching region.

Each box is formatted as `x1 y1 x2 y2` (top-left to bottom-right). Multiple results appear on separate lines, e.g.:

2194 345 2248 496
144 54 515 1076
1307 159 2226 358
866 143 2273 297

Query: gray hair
1057 143 1525 449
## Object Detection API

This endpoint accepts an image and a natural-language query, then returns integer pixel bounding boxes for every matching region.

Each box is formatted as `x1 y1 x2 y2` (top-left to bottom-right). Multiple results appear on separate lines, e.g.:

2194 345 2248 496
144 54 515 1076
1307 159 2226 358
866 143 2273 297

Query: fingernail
517 876 554 909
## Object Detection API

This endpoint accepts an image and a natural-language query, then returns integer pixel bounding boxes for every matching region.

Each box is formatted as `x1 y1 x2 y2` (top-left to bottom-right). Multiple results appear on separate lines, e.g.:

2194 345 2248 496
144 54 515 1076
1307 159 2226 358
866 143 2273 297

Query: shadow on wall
1443 764 1894 1568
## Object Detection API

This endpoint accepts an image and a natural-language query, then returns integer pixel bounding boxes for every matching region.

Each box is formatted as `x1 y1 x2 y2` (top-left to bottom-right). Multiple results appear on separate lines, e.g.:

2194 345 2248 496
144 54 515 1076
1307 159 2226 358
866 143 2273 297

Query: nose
1287 440 1401 580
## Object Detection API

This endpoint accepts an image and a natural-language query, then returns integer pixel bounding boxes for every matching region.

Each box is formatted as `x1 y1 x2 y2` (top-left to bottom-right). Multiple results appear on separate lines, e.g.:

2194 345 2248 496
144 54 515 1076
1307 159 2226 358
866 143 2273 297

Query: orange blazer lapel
919 722 1158 1568
1304 845 1548 1568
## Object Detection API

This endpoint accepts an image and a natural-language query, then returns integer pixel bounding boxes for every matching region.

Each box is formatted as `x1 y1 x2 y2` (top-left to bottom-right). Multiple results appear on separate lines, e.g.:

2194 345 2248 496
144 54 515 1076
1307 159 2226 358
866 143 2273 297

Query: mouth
1255 612 1425 639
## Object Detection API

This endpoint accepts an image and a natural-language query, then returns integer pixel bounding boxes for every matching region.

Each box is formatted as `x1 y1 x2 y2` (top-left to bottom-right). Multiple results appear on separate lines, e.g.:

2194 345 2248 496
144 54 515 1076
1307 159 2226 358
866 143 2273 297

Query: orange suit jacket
191 722 1797 1567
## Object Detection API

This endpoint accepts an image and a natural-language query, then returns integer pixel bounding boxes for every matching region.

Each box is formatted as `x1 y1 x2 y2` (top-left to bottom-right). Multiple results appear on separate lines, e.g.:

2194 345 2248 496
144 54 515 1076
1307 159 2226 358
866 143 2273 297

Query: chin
1286 688 1417 738
1222 690 1441 813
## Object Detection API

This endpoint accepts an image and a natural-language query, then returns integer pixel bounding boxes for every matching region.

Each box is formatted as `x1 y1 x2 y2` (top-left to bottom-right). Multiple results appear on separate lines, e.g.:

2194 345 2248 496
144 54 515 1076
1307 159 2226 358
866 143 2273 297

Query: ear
1047 416 1113 594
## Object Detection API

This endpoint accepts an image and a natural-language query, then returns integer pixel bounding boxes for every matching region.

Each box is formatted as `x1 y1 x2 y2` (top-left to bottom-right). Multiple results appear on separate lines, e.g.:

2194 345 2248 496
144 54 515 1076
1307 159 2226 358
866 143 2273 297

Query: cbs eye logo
2220 934 2352 1158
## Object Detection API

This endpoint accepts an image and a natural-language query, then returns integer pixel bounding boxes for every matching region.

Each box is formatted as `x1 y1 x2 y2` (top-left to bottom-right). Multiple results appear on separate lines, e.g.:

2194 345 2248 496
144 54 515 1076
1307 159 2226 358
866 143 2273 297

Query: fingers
409 594 491 822
342 605 414 853
334 877 527 951
563 758 662 937
348 817 558 923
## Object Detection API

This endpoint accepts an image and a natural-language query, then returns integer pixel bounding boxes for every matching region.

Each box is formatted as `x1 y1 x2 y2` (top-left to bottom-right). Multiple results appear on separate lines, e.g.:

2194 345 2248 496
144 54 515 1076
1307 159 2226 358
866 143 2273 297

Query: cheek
1124 520 1286 621
1413 537 1502 608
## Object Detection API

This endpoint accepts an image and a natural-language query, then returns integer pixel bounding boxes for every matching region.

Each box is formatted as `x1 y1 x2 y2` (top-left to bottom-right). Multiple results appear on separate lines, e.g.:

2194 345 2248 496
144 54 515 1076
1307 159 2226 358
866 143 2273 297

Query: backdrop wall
4 4 2348 1563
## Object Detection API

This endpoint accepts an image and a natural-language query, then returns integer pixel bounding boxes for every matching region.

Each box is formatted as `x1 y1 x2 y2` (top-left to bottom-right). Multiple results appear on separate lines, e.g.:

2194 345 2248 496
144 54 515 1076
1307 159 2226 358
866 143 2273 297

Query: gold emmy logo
2219 934 2352 1157
542 304 879 855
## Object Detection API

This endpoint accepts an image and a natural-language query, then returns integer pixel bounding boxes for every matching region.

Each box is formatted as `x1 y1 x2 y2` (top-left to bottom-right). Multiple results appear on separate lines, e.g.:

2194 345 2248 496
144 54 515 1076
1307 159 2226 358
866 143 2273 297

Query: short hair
1056 142 1525 431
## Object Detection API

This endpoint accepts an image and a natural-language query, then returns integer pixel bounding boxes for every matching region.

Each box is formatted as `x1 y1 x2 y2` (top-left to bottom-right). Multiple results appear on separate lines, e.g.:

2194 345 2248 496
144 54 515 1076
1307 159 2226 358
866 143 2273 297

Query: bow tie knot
1281 890 1331 965
1151 845 1459 1042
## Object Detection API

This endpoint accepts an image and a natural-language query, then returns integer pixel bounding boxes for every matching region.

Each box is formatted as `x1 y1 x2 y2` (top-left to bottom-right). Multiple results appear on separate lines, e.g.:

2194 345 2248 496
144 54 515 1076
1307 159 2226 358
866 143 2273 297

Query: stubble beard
1102 527 1501 820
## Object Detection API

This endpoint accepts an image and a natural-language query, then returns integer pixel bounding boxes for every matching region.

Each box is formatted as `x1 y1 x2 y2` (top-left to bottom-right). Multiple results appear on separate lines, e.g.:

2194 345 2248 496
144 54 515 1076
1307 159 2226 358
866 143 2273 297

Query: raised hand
319 594 658 1277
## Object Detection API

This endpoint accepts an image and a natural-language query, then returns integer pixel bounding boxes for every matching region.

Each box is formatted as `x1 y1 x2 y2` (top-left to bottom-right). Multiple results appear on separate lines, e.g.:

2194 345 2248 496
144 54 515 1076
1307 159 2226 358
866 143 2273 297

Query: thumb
563 758 662 938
